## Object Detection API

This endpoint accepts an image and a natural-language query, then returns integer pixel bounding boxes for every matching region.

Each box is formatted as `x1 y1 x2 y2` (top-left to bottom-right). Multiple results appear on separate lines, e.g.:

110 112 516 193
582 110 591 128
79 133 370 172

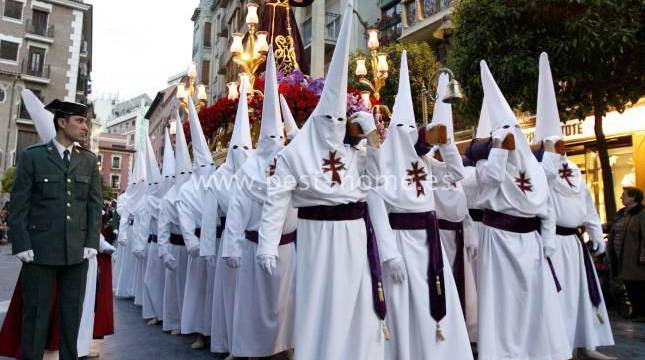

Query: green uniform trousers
21 261 88 360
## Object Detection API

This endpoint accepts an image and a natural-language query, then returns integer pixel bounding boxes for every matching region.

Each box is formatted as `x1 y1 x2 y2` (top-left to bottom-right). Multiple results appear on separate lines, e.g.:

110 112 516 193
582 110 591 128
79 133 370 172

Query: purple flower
306 78 325 96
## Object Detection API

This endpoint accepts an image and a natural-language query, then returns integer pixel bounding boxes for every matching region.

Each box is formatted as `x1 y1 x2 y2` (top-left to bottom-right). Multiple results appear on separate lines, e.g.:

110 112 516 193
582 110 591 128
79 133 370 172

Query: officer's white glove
83 247 98 260
256 255 277 276
543 245 556 258
133 249 145 259
224 257 241 269
592 240 606 256
113 229 119 235
187 244 200 257
492 126 513 143
162 253 177 270
384 257 406 284
99 237 116 254
350 111 377 135
207 255 218 268
15 250 34 263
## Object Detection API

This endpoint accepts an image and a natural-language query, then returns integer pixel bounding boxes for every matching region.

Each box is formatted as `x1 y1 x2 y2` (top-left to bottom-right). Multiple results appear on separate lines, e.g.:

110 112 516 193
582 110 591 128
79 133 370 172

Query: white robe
221 185 296 357
542 152 614 350
177 177 213 336
476 148 571 360
369 148 473 360
157 192 189 332
142 216 165 321
114 217 136 298
257 146 384 360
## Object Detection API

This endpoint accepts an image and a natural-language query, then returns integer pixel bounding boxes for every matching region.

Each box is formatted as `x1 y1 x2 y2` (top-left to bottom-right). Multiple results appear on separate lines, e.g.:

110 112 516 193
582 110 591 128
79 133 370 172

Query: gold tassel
596 308 605 324
435 276 442 296
381 321 391 340
436 324 445 341
378 282 385 302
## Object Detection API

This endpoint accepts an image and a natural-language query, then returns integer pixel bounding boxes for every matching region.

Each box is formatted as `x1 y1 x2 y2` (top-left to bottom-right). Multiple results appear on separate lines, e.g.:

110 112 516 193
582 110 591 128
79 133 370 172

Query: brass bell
442 78 464 104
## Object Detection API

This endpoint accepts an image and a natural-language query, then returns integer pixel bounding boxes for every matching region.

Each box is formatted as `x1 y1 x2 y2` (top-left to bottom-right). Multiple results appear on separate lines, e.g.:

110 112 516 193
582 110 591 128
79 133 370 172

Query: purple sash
245 230 297 246
217 217 227 238
438 219 465 317
169 233 185 246
298 202 387 321
469 208 483 222
147 235 158 243
483 209 562 292
388 211 446 324
556 225 602 307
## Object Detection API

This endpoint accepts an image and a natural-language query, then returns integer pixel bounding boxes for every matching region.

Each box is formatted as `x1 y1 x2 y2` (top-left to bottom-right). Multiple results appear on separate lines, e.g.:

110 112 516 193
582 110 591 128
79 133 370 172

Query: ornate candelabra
176 63 208 115
355 29 391 125
230 2 270 96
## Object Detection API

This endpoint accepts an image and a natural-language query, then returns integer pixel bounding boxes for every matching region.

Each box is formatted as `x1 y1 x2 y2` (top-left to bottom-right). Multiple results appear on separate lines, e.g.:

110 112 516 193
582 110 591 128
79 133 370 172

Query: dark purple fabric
245 230 297 246
438 219 466 316
216 217 227 238
298 202 387 320
464 138 492 164
194 228 201 238
532 143 545 162
147 235 158 243
169 233 185 246
557 225 602 307
482 209 540 233
469 208 483 222
483 209 562 292
388 211 447 323
414 128 433 156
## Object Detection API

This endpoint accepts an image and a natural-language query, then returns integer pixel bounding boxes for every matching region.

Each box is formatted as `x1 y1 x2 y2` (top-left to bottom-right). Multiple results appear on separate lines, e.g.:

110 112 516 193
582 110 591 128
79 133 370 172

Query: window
97 153 103 164
0 88 5 103
3 0 23 20
111 174 120 189
111 155 121 169
203 22 212 47
0 40 19 61
202 60 210 85
27 46 45 76
31 9 48 36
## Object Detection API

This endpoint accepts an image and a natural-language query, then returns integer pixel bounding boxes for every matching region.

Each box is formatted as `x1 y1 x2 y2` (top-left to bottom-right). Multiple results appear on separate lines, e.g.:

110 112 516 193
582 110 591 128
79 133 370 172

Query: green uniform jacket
8 140 102 266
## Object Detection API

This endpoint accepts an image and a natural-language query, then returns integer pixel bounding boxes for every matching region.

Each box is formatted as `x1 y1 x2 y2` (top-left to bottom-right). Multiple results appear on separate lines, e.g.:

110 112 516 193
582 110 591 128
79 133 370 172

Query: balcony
400 0 454 42
25 20 55 43
303 12 341 48
20 59 51 84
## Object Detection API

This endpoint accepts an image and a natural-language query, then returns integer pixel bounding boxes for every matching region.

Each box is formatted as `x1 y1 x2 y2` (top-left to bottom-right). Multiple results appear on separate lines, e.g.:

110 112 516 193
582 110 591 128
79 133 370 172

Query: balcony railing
303 12 341 47
21 59 51 79
423 0 453 18
25 20 54 38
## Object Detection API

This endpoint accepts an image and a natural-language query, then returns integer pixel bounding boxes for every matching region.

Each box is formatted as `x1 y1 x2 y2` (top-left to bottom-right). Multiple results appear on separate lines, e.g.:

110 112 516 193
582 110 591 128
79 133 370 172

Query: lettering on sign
524 120 584 143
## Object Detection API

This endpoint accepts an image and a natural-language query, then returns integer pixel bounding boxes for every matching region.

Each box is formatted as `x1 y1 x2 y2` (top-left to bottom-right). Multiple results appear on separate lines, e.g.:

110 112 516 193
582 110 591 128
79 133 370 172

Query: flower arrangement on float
188 69 388 145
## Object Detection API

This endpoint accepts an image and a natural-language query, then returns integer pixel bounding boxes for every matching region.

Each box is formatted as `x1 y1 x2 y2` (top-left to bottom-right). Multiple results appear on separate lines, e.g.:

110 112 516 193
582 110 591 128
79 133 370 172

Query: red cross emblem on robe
322 151 346 186
406 161 428 197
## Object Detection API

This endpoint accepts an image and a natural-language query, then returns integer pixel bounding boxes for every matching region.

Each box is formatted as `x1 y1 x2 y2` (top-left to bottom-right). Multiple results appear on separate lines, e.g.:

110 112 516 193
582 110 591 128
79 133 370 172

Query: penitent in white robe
142 216 165 321
542 152 614 350
221 184 296 357
132 211 148 307
157 190 189 332
114 217 137 298
177 177 213 336
434 162 479 342
476 148 571 360
257 145 384 360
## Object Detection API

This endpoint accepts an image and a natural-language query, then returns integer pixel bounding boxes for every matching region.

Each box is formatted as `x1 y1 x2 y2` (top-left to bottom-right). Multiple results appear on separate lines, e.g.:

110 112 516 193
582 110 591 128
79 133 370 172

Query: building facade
0 0 93 172
145 84 179 162
105 93 152 148
97 132 133 195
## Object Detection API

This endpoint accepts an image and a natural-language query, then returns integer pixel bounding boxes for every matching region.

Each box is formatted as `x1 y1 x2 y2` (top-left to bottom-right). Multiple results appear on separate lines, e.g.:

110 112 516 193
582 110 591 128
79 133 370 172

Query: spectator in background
609 187 645 321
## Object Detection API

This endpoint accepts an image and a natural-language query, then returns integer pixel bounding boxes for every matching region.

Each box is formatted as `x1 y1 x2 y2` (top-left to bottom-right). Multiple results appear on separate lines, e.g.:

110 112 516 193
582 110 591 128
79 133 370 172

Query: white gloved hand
117 239 126 247
592 240 606 256
256 255 277 276
83 247 98 260
15 250 35 263
224 257 241 269
133 249 145 259
113 229 119 235
384 257 406 284
162 253 177 270
350 111 377 135
543 245 556 258
492 126 513 142
207 255 218 268
187 245 200 257
100 241 116 255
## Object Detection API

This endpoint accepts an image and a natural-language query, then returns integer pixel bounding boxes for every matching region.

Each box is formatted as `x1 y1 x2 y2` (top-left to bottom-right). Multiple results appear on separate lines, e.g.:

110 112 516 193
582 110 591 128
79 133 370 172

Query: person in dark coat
7 99 102 360
609 186 645 321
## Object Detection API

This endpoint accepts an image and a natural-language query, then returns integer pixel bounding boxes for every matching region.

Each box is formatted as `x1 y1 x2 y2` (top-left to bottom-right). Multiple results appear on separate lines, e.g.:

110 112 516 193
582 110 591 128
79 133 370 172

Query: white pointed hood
162 128 176 179
22 90 56 143
279 0 354 182
239 47 285 203
430 73 454 142
173 110 193 190
535 52 582 195
125 139 148 212
280 94 299 140
475 97 492 138
375 51 433 211
480 60 547 212
534 52 562 143
145 135 162 185
187 97 214 176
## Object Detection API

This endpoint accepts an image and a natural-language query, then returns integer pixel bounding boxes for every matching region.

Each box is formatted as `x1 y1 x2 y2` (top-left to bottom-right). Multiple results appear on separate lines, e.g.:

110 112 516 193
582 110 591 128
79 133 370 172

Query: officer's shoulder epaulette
76 145 97 157
24 143 48 152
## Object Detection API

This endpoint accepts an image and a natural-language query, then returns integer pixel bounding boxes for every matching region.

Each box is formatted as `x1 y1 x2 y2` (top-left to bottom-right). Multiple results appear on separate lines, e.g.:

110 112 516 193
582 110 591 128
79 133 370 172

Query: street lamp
229 2 270 95
355 28 392 128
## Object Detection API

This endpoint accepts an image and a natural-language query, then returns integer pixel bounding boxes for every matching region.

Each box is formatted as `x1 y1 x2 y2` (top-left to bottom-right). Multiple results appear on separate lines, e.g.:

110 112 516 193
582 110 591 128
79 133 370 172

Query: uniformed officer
8 99 102 360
